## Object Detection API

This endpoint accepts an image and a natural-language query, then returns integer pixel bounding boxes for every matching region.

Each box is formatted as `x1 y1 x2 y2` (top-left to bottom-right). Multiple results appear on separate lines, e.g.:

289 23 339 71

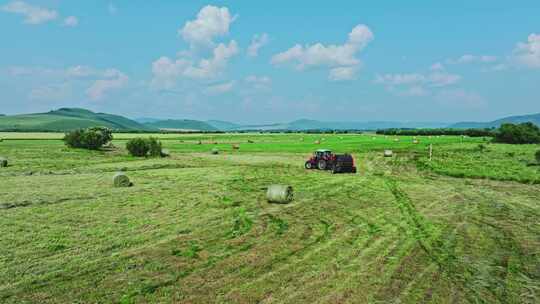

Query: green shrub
494 122 540 144
63 127 112 150
147 137 163 157
536 150 540 163
126 137 163 157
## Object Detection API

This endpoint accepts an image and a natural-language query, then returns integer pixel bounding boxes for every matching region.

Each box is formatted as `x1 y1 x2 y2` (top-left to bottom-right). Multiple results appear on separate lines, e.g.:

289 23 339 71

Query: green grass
0 133 538 303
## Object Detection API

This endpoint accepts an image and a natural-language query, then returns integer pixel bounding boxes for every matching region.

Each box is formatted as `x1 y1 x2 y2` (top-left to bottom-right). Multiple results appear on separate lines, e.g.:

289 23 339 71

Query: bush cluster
126 137 163 157
493 122 540 144
63 127 113 150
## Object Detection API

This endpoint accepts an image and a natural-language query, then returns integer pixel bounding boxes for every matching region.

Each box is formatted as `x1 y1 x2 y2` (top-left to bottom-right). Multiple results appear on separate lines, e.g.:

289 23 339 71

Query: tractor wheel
317 160 327 170
305 162 313 169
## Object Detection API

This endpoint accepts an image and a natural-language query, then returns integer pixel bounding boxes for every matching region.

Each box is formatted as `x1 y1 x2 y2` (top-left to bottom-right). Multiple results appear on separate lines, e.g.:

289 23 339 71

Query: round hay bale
247 139 254 143
232 144 240 150
211 148 219 155
0 157 7 168
197 140 202 145
314 140 321 145
413 139 420 144
266 185 293 204
384 150 393 157
160 149 170 157
113 172 132 187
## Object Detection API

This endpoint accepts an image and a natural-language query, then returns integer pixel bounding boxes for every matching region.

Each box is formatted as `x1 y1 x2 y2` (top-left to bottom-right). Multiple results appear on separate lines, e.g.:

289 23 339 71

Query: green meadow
0 132 538 303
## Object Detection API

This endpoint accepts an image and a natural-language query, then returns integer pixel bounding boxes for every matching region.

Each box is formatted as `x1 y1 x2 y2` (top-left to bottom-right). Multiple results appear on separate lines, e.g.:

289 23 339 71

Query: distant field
0 133 538 303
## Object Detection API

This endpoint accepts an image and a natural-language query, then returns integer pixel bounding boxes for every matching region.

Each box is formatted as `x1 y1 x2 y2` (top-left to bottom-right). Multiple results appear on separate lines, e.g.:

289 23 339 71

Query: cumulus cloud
1 1 58 24
247 33 269 57
151 40 239 89
86 69 128 100
205 81 235 95
272 24 374 81
513 33 540 68
180 5 236 48
63 16 78 27
329 66 359 81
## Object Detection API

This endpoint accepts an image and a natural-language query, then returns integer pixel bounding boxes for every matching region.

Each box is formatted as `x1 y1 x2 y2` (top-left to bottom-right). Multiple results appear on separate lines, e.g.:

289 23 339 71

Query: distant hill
144 119 217 131
206 120 242 131
450 113 540 129
0 108 154 131
285 119 448 131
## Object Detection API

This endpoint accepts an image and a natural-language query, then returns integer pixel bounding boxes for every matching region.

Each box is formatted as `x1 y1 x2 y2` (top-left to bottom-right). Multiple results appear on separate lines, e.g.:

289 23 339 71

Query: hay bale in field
197 140 202 145
0 157 7 168
314 140 321 144
211 148 219 155
247 139 254 143
113 172 132 187
394 138 400 142
266 185 294 204
160 149 170 157
232 144 240 150
413 139 420 144
384 150 393 157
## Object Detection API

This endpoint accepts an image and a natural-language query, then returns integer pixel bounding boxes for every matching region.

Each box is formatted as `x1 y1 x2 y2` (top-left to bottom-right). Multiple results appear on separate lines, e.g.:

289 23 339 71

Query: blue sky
1 1 539 123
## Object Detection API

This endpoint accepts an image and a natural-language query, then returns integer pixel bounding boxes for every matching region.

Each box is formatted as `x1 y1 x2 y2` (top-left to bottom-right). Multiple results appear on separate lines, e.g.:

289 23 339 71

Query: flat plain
0 132 538 303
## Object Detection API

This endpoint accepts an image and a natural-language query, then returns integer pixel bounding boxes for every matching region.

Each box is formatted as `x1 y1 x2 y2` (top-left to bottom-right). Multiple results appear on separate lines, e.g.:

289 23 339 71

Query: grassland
0 132 538 303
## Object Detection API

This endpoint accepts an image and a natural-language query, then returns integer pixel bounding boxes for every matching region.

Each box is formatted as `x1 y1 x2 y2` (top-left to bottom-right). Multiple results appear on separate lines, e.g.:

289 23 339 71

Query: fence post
429 144 433 161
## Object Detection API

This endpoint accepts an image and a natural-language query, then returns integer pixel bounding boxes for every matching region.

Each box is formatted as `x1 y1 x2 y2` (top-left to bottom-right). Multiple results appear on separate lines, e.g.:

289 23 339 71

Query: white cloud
513 33 540 68
151 40 239 89
205 81 235 95
184 40 239 79
245 75 271 90
329 66 358 81
150 57 191 89
272 24 373 81
247 33 269 57
63 16 78 27
180 5 236 48
1 1 58 24
86 69 128 100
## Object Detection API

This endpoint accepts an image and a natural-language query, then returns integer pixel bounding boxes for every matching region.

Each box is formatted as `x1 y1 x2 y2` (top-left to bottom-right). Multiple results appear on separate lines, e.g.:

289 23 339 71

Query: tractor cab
314 149 333 160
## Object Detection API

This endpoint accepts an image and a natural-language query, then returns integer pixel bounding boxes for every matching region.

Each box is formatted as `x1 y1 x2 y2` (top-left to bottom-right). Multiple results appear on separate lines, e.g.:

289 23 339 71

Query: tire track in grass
273 207 407 303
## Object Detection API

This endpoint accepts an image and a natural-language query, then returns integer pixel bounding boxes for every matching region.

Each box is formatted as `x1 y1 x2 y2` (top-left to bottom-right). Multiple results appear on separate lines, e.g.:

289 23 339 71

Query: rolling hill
450 113 540 129
0 108 154 131
143 119 218 131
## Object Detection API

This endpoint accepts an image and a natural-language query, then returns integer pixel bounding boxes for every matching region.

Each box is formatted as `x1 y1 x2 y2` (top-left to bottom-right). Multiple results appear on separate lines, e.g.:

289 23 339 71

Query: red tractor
305 149 357 174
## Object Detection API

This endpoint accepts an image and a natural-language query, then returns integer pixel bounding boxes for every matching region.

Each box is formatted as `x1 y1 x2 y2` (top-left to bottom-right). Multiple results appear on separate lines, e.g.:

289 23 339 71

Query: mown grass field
0 132 539 303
